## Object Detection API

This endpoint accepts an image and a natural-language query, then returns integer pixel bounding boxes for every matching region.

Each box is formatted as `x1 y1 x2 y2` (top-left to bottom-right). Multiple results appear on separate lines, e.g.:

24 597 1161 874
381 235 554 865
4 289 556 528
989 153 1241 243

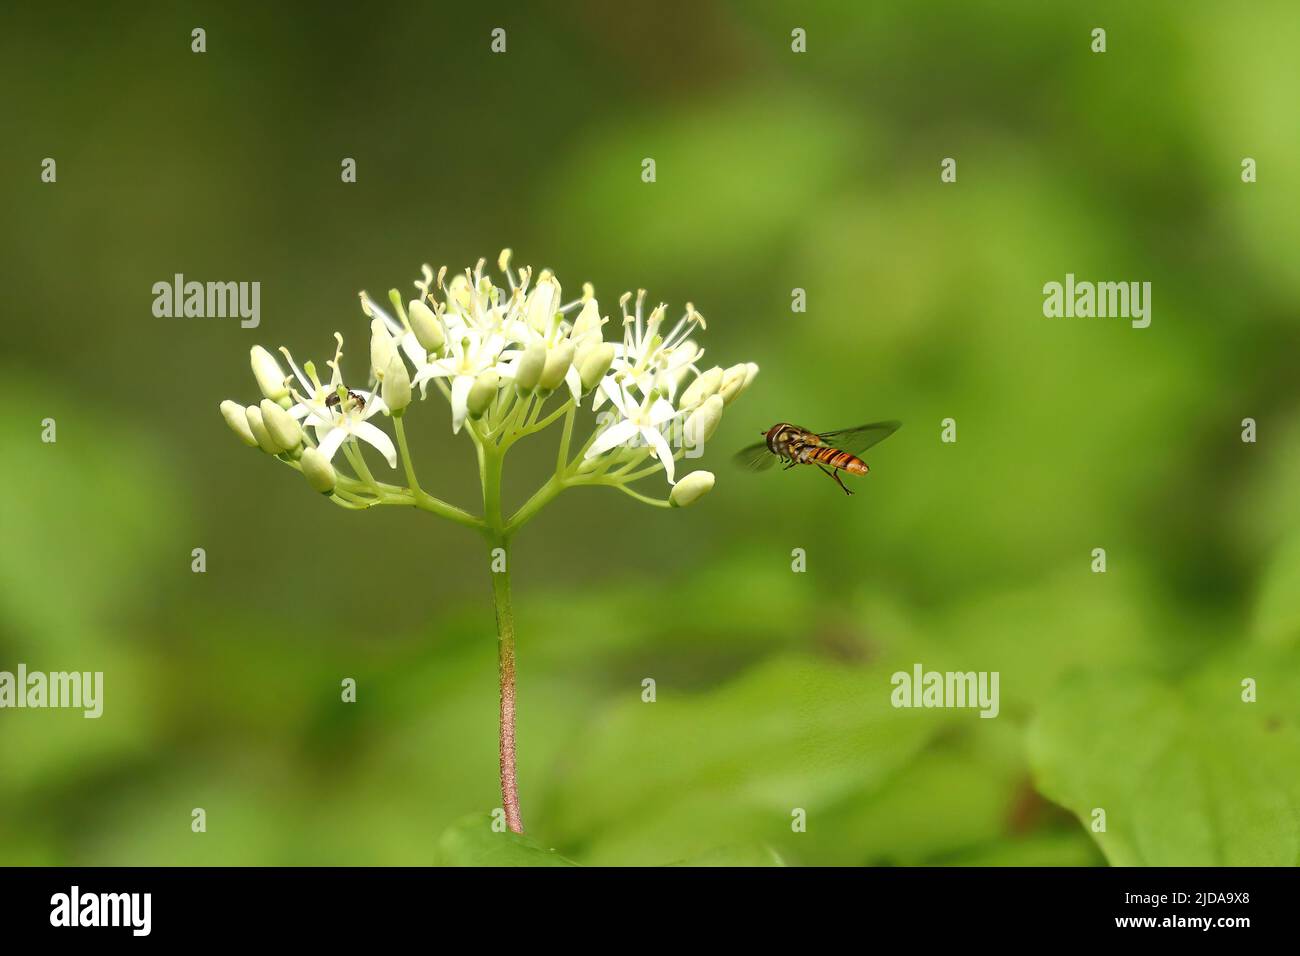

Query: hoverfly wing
815 420 901 456
733 440 777 472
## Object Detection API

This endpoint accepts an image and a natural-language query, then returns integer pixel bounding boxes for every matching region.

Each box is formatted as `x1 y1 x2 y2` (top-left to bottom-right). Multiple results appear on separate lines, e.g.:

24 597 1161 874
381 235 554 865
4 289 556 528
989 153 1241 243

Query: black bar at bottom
0 866 1280 941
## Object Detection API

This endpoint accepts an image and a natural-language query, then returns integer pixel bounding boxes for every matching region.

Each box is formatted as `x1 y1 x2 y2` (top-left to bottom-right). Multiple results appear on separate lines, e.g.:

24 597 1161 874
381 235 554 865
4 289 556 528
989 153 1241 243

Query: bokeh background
2 0 1299 865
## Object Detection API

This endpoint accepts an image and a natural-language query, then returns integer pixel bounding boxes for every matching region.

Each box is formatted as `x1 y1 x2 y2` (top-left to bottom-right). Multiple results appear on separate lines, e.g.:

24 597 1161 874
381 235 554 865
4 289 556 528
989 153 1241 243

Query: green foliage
1029 650 1300 866
1253 528 1300 648
435 817 579 867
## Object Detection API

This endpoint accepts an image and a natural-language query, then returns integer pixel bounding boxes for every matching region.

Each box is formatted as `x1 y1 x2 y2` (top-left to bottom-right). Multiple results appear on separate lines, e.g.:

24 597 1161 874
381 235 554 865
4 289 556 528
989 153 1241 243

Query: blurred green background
2 0 1299 866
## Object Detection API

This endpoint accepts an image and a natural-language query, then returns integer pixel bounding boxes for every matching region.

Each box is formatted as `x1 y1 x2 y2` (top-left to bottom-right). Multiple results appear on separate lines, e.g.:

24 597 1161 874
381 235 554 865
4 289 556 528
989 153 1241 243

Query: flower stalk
488 536 523 833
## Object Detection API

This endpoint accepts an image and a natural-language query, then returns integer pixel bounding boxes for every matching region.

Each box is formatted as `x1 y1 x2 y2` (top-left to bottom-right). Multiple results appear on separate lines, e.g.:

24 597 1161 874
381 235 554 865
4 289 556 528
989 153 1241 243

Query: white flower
595 291 706 408
585 380 685 484
411 327 513 432
494 275 590 401
439 259 513 338
360 292 427 368
523 270 562 335
309 392 397 469
501 326 582 400
277 333 395 467
279 335 383 435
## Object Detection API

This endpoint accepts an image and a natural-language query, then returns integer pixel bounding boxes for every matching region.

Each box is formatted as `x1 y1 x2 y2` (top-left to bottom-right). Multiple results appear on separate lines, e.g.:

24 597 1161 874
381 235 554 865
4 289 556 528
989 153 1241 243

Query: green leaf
435 816 579 867
667 844 786 867
1028 650 1300 865
799 725 1027 866
546 652 955 865
1253 528 1300 647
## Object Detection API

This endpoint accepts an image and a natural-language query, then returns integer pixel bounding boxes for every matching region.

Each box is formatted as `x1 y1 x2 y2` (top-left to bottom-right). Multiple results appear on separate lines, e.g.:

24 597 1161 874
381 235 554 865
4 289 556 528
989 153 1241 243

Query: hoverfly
734 421 901 495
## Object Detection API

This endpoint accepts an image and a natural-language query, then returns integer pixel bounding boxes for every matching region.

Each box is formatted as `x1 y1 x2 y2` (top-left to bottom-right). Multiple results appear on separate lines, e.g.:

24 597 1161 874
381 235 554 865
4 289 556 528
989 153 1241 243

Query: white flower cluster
220 252 757 514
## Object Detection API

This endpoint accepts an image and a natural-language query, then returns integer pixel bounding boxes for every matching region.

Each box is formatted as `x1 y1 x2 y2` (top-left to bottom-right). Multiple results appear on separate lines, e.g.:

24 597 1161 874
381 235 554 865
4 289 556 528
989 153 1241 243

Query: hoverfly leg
782 459 798 471
818 464 854 496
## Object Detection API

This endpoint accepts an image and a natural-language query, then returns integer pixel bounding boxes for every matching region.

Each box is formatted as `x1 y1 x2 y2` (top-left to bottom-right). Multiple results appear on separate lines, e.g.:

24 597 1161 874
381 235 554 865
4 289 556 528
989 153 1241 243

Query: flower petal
564 365 583 400
645 427 677 484
352 420 398 468
411 362 453 388
450 374 473 433
360 392 389 420
399 331 426 367
604 380 630 416
585 419 639 458
648 397 681 426
316 427 347 464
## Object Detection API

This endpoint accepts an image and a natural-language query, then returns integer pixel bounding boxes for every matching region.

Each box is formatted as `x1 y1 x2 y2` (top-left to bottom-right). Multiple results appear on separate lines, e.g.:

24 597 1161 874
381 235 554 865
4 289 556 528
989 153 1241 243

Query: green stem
604 481 672 508
342 442 380 491
618 449 685 483
528 401 570 434
395 415 484 530
393 415 422 494
556 402 576 472
505 473 564 536
496 393 531 446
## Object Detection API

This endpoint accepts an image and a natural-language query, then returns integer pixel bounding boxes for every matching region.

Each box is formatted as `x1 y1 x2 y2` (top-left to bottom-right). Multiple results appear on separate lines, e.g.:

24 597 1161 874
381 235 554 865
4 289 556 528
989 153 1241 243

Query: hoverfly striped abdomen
808 444 869 475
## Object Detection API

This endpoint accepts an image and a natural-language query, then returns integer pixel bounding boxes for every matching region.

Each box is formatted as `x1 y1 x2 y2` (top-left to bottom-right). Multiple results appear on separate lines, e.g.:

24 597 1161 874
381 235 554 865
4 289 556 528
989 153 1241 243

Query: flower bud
578 343 616 394
447 273 472 312
370 319 396 380
382 354 411 414
245 404 283 454
719 363 752 405
467 369 499 419
571 297 604 344
387 288 407 318
679 366 723 410
683 394 724 449
539 341 575 393
250 346 290 404
514 340 546 393
300 447 337 494
670 470 715 508
407 299 445 354
260 399 303 452
526 272 561 333
220 400 258 447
